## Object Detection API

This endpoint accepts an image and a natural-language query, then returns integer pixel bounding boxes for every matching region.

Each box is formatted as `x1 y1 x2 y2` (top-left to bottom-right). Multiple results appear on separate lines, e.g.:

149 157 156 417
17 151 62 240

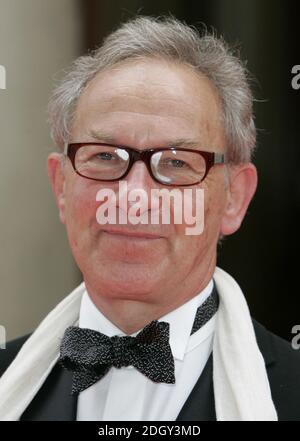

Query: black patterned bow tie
58 282 219 395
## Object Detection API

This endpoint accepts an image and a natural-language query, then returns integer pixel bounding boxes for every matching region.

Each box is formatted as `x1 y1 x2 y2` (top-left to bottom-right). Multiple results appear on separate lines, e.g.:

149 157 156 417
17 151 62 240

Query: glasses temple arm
214 152 225 164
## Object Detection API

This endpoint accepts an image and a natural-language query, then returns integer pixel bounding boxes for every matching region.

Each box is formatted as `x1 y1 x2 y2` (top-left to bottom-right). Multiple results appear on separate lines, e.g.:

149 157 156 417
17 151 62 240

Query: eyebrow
88 129 201 150
88 129 118 144
166 138 201 149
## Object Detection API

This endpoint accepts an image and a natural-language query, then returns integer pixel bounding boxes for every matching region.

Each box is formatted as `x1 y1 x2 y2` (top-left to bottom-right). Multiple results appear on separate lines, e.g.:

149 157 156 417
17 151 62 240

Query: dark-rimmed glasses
64 142 225 186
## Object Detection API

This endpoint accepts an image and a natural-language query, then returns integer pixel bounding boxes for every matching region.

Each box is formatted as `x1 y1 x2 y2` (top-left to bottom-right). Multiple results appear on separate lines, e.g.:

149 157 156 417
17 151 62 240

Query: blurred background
0 0 299 342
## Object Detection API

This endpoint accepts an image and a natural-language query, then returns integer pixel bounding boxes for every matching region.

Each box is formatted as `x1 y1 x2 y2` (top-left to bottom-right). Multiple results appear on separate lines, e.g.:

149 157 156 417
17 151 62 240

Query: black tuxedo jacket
1 318 300 421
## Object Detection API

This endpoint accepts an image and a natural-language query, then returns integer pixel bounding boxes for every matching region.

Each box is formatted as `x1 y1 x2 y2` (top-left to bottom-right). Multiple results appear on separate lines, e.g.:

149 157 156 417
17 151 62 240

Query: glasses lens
75 145 130 180
150 150 206 185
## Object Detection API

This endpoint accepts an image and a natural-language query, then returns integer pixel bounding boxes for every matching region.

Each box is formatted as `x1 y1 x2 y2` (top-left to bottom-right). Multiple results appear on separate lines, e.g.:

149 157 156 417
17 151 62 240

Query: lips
101 227 163 240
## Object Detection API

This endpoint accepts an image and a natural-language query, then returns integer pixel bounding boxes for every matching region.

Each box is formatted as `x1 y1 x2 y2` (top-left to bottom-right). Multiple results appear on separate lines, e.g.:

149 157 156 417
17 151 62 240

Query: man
0 15 299 421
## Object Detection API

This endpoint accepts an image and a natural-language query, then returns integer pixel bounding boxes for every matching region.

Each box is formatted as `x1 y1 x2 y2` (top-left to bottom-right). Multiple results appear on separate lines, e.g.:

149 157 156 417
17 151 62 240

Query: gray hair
48 15 256 163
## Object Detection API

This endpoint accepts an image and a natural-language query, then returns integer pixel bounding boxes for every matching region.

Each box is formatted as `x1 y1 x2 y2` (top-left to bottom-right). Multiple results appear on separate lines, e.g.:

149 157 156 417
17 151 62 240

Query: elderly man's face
48 58 255 304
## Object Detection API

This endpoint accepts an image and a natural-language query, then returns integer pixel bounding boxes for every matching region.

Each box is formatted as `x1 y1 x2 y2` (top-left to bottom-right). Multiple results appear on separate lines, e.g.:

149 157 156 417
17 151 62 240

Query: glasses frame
64 142 225 187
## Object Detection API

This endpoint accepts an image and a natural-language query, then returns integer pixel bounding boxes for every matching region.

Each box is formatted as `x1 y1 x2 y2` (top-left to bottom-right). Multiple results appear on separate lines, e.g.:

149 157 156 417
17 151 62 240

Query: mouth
101 228 163 240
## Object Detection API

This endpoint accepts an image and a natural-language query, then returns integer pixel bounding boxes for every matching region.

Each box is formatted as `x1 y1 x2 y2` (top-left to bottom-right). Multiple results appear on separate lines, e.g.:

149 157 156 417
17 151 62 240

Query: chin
98 279 156 299
87 262 160 298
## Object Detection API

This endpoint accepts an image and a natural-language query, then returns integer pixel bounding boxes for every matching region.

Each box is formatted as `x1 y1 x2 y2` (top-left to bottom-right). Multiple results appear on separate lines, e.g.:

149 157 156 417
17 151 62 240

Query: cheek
171 187 206 253
64 178 102 233
173 180 226 241
203 179 227 235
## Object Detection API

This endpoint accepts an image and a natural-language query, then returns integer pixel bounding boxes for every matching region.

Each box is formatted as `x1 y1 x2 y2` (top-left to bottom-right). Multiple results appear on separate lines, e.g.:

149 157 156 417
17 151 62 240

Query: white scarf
0 266 278 421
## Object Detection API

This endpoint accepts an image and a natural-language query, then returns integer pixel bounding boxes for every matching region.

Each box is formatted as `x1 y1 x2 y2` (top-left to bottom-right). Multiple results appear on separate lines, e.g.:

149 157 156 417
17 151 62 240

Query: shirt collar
79 279 214 362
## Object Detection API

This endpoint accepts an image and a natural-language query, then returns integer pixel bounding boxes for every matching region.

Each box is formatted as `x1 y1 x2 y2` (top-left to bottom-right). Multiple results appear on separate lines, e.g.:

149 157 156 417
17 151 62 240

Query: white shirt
76 279 216 421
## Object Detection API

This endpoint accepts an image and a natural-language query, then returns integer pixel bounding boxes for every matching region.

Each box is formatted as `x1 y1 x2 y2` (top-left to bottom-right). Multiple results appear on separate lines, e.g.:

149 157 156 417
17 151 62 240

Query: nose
126 160 154 190
117 160 160 216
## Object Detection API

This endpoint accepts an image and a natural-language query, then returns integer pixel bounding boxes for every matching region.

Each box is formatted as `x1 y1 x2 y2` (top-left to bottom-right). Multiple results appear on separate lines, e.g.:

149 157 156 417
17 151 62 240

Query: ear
47 153 66 224
220 163 258 236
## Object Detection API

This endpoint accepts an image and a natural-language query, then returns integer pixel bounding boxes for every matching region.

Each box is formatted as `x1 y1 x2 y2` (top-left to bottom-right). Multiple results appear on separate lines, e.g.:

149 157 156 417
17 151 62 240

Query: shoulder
252 318 300 420
0 333 31 377
252 318 300 370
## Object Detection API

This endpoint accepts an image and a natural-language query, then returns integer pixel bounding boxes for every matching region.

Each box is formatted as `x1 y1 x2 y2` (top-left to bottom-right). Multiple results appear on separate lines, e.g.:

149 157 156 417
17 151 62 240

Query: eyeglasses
64 142 226 186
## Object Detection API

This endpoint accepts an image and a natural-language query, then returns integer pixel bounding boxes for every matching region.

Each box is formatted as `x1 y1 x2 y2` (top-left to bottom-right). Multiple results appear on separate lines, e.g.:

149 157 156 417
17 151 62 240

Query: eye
96 152 115 160
169 159 186 168
161 158 188 168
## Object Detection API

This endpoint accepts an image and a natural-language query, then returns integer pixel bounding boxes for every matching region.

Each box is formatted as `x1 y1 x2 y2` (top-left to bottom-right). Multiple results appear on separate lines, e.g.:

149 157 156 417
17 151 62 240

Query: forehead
71 58 225 148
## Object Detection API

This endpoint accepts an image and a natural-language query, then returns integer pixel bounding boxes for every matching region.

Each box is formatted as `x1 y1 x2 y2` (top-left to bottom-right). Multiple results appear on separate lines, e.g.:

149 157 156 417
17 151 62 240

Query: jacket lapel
20 363 78 421
176 318 276 421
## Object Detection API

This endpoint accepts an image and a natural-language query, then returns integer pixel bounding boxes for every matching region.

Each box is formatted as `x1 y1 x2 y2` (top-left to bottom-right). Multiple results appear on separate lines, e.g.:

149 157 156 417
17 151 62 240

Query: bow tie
58 283 219 395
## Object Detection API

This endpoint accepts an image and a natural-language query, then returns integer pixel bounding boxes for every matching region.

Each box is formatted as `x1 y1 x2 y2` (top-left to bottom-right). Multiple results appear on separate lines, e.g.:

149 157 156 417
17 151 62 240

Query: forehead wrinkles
84 59 190 98
78 93 200 123
78 78 196 118
79 59 221 110
73 60 225 143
